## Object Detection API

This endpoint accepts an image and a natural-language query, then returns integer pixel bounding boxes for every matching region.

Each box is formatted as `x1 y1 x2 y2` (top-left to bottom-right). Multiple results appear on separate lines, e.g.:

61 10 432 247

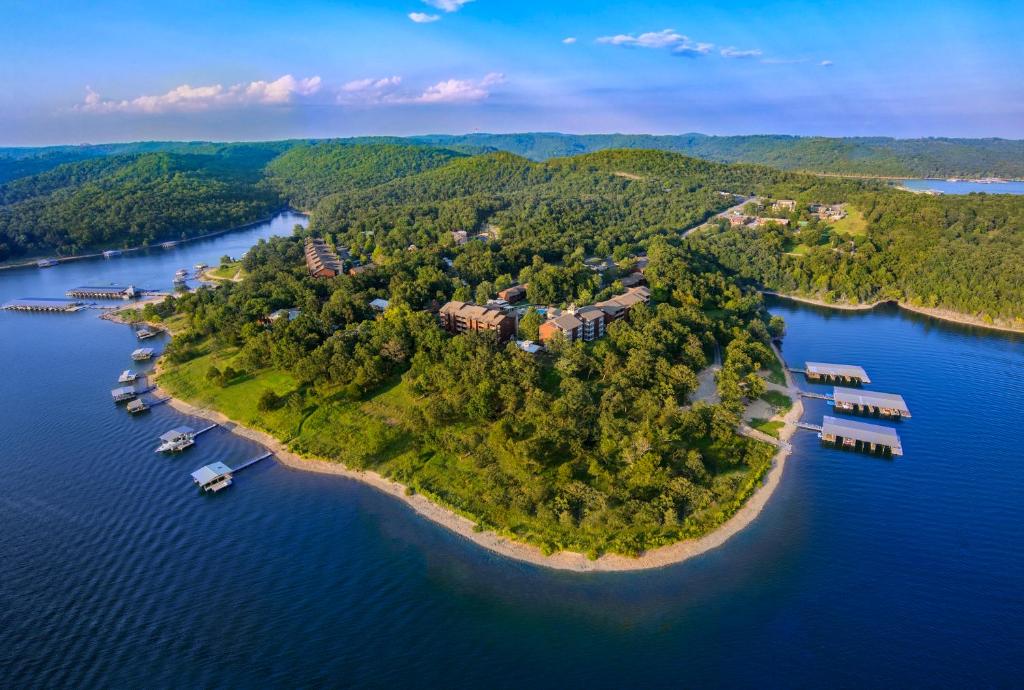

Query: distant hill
410 133 1024 179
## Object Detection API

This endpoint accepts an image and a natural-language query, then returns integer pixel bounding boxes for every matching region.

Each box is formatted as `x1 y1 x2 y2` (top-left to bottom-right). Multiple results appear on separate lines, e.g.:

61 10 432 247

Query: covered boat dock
821 416 903 456
192 462 234 493
3 298 83 312
804 361 871 385
66 285 137 299
833 387 911 419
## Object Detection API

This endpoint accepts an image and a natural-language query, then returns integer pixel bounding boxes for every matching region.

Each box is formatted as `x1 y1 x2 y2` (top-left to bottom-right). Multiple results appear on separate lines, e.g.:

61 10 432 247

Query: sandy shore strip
764 291 1024 334
151 360 805 573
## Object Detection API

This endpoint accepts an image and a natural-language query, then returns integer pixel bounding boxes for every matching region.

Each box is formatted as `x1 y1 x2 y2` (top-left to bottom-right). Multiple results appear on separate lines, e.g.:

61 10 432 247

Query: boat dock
3 298 84 312
66 285 137 300
191 451 273 493
832 387 911 419
803 362 871 385
821 416 903 456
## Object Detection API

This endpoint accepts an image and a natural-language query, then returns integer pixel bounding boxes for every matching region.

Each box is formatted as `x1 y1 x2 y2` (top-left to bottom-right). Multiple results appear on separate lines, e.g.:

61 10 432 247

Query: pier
799 391 833 401
3 297 84 312
796 421 823 432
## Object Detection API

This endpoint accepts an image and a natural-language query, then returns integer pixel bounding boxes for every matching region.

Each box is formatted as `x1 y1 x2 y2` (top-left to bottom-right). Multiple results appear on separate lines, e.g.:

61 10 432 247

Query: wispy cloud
720 46 763 59
337 73 504 106
408 12 440 23
77 75 321 114
820 60 834 67
597 29 713 56
562 37 577 44
422 0 473 12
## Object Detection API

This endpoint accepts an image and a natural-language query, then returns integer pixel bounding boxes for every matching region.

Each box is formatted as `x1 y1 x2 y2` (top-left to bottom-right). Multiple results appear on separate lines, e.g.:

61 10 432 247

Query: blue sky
1 0 1022 145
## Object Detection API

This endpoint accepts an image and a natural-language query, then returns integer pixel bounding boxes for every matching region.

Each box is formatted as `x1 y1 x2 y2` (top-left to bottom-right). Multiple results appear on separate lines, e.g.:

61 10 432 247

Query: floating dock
126 398 148 414
191 452 272 493
820 415 903 456
832 386 911 419
3 298 83 312
111 386 138 403
804 362 871 385
66 285 137 300
131 348 155 361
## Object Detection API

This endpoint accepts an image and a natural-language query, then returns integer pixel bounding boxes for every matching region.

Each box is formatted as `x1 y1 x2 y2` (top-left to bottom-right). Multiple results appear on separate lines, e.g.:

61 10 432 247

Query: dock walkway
232 451 273 473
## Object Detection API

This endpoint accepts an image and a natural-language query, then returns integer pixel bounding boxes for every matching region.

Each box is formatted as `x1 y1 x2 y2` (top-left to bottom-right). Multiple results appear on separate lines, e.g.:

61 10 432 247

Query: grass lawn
763 350 787 386
831 207 868 236
208 261 243 280
759 389 793 411
750 418 784 438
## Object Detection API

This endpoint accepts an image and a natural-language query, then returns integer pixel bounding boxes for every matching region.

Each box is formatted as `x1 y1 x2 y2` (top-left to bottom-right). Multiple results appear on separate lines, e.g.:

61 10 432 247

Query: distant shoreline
0 208 302 272
762 291 1024 335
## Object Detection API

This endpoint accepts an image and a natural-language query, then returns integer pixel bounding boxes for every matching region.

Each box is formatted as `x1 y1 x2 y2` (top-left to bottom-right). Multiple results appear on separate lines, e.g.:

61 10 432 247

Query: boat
194 262 208 270
111 386 137 403
136 327 157 340
126 399 148 414
118 369 138 383
103 250 122 258
161 241 178 249
156 426 196 453
131 347 154 361
175 268 188 277
36 259 58 268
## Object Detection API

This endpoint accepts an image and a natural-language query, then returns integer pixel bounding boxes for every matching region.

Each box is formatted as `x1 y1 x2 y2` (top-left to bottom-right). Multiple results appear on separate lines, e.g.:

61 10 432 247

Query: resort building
820 416 903 456
305 238 343 278
595 286 651 321
804 362 871 385
575 306 607 341
832 387 911 419
539 312 583 343
348 263 376 277
752 217 790 227
497 284 528 303
773 199 797 212
438 301 516 343
728 213 752 227
618 273 645 289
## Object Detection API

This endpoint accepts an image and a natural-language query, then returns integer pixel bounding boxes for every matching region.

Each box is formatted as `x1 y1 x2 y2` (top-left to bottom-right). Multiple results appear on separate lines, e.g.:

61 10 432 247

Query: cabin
832 387 911 419
191 462 234 492
820 416 903 456
111 386 137 403
132 348 155 361
804 362 871 385
369 298 390 312
157 426 195 453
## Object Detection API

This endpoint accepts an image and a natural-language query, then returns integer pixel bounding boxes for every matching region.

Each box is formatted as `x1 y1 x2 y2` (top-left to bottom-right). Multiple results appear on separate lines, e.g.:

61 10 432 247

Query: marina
820 415 903 456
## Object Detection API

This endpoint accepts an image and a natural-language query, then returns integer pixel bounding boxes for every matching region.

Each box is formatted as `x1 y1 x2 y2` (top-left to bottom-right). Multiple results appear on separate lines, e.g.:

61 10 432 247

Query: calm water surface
900 178 1024 194
2 217 1023 687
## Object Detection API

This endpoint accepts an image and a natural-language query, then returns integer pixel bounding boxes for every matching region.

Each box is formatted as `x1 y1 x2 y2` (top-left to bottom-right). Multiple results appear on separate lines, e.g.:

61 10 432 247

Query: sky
1 0 1022 146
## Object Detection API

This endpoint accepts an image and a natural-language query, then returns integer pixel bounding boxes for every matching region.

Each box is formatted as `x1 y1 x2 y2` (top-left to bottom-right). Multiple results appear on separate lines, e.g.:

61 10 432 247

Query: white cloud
337 73 503 106
78 75 321 114
412 72 504 103
820 60 834 67
422 0 473 11
408 12 440 23
721 46 763 59
597 29 712 56
562 37 577 44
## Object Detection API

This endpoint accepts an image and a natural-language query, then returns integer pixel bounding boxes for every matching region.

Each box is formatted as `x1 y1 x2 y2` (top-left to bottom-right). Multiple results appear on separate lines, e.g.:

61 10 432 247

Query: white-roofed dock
803 361 871 385
192 462 234 492
833 387 911 419
820 416 903 456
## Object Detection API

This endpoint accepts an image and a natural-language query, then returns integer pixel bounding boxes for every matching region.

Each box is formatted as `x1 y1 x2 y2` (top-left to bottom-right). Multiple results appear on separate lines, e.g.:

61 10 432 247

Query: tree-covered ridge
153 230 782 557
692 187 1024 325
0 152 283 260
412 133 1024 179
263 142 466 210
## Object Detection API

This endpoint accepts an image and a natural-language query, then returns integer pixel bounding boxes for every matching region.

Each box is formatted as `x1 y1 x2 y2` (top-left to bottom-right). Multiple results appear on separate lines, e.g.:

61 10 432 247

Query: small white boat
119 369 138 383
37 258 59 268
156 426 196 453
194 262 208 270
103 250 122 258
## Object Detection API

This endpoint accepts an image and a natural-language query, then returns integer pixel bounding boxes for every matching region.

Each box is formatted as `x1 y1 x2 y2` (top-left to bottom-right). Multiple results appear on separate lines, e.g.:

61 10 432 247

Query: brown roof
439 301 509 326
549 313 583 331
575 306 605 323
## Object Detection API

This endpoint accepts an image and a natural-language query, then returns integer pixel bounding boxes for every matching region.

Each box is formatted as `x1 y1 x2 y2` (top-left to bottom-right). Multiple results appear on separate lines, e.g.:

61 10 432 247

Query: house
451 230 469 245
369 298 390 312
752 217 791 227
773 199 797 212
539 312 583 343
305 238 343 278
728 213 752 227
584 256 615 272
438 301 516 342
497 284 527 303
619 273 645 289
267 308 300 322
575 306 606 341
816 204 847 221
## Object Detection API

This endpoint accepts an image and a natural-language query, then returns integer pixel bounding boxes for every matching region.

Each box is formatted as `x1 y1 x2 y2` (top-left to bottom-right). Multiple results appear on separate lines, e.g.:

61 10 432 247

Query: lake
900 178 1024 194
2 215 1023 687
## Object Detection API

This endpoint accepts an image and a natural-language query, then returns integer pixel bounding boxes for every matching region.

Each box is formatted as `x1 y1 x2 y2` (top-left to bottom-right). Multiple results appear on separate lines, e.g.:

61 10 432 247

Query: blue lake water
900 178 1024 194
2 216 1023 687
